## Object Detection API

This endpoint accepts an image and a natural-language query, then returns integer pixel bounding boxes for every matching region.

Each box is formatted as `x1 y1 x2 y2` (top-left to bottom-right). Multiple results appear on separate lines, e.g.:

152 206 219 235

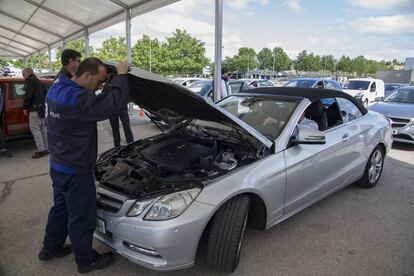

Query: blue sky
89 0 414 62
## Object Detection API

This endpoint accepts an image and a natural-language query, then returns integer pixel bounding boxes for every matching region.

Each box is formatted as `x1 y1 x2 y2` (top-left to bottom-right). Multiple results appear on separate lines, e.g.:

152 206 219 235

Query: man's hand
116 62 130 75
23 109 28 116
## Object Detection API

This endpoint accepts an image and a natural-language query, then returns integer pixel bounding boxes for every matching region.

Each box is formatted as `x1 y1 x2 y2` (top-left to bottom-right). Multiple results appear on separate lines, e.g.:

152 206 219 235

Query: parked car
228 79 253 93
0 77 53 141
384 83 407 98
93 68 392 272
240 78 275 88
343 78 385 107
284 78 342 91
368 86 414 144
173 77 203 87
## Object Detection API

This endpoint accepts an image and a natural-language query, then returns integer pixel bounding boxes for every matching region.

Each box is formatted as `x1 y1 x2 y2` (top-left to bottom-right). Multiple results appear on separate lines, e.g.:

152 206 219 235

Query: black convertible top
237 86 368 114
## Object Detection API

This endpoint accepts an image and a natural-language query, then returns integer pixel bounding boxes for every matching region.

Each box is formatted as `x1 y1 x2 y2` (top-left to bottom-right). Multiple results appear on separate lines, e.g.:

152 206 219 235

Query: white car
343 78 385 107
173 78 203 87
239 79 275 88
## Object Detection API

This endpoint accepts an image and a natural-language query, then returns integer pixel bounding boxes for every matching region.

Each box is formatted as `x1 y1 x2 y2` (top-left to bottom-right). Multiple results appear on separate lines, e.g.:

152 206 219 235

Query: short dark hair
74 57 105 77
221 67 229 75
61 49 81 65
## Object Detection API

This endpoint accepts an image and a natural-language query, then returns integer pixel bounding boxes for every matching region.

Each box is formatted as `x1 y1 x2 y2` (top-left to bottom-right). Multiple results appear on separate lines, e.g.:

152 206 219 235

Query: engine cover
141 138 214 171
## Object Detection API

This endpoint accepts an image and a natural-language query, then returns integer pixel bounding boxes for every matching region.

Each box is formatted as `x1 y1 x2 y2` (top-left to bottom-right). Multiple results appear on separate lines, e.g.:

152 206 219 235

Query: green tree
272 47 291 71
336 55 353 73
320 55 336 73
0 58 9 67
351 56 367 75
225 47 258 74
257 48 273 70
95 36 127 63
294 50 320 71
161 29 209 75
131 35 162 73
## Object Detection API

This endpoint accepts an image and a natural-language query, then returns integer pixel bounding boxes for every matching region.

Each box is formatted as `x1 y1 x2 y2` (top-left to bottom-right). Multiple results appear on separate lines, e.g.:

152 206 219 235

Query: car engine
95 131 260 199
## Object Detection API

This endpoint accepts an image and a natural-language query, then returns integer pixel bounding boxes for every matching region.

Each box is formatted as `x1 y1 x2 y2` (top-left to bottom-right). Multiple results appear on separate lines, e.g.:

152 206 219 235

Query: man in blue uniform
38 58 130 273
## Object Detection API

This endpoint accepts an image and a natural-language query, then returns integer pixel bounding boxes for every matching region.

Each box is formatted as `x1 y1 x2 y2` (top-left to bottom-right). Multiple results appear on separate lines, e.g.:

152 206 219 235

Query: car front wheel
206 195 250 272
356 145 384 188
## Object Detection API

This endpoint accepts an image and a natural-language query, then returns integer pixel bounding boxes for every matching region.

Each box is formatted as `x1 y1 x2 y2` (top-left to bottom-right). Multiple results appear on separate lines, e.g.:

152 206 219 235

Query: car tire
356 145 384 188
206 195 250 272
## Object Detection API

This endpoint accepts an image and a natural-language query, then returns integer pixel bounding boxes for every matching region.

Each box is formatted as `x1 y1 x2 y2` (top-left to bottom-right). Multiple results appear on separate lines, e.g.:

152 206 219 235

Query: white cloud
351 14 414 35
308 37 320 44
349 0 414 11
265 42 282 49
282 0 304 12
227 0 269 11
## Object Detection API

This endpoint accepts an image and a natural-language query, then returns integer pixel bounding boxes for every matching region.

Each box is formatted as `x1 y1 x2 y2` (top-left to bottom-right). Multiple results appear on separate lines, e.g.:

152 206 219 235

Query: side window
336 97 363 123
10 83 26 99
370 82 376 92
320 98 342 128
315 81 324 89
325 81 337 90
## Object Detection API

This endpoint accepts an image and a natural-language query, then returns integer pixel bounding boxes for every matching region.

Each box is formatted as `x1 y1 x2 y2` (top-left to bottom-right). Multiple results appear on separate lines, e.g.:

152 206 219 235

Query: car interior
304 98 343 131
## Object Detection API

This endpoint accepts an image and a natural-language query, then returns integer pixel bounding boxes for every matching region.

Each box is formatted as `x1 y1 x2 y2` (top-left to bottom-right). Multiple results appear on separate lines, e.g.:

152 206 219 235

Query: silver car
368 86 414 144
93 70 392 272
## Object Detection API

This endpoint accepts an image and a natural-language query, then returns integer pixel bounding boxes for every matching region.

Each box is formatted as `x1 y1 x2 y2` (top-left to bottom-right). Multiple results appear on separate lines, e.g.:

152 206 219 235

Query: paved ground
0 118 413 276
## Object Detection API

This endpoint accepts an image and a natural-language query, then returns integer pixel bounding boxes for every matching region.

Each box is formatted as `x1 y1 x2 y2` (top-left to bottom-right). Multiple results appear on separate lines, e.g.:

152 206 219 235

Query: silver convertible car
93 68 392 272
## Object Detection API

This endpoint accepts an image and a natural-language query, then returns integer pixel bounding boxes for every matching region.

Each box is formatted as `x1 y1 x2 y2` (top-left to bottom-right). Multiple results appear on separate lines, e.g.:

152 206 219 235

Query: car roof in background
237 86 367 114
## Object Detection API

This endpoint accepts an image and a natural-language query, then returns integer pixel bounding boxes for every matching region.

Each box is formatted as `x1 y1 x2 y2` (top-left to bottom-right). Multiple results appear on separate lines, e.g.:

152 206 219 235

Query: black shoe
77 252 115 274
0 150 12 158
32 150 49 159
38 244 73 261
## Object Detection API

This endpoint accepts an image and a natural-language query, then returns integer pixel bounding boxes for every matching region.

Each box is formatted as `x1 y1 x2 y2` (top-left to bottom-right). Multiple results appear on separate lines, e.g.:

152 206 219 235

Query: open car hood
125 67 272 148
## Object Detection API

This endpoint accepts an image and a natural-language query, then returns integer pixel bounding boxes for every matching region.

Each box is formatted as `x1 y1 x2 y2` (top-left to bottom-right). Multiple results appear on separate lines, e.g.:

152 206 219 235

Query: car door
335 97 368 176
5 81 30 138
283 98 357 214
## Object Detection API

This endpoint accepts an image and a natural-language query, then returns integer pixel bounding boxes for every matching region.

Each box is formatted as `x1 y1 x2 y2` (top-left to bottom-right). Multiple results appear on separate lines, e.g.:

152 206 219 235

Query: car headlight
127 199 154 217
145 188 201 221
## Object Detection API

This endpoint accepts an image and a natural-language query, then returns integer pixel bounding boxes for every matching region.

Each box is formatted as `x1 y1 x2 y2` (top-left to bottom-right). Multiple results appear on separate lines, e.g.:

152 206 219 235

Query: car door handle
342 133 350 142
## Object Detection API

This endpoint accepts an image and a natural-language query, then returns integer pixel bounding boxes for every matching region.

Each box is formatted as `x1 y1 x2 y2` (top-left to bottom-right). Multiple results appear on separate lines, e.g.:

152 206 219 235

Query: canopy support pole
84 29 90 57
126 8 132 63
213 0 223 102
48 46 52 72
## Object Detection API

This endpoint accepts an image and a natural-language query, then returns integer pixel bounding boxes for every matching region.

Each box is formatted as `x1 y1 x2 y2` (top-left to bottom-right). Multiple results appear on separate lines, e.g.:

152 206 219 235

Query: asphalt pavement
0 118 413 276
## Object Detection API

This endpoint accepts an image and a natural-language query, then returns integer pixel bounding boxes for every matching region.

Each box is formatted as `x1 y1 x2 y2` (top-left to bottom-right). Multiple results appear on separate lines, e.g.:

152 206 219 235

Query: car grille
96 192 124 213
388 117 411 128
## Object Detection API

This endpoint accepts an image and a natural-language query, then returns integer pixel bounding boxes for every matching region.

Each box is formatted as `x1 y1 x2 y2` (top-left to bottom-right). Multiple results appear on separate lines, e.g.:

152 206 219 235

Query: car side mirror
291 128 326 145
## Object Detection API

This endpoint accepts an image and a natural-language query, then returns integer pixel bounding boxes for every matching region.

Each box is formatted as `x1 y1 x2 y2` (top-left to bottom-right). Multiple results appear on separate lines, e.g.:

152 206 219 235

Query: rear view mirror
292 128 326 145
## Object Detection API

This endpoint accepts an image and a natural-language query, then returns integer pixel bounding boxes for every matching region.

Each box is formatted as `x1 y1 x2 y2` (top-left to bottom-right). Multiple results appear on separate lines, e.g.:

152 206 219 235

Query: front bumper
94 193 216 271
389 121 414 145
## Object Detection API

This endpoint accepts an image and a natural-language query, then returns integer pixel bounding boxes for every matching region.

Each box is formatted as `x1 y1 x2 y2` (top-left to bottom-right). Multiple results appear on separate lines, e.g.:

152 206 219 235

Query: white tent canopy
0 0 179 58
0 0 224 101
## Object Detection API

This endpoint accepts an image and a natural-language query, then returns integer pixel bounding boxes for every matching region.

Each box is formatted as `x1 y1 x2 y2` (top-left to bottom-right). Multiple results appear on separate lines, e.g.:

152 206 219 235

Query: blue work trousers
42 168 98 266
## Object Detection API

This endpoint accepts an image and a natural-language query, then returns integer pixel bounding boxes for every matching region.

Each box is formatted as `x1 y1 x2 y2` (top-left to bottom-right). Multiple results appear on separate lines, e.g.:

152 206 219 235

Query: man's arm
76 75 130 122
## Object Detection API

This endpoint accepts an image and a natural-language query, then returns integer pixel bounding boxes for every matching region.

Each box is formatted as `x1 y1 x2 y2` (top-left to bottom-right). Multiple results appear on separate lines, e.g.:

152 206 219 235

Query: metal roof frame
0 0 179 58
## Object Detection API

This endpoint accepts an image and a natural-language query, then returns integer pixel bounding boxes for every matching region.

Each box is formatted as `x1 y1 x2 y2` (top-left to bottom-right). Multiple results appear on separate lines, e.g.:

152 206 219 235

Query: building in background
376 57 414 85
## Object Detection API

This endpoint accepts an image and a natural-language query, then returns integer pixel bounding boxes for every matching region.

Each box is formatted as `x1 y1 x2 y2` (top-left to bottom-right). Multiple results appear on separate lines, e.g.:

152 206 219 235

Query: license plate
392 129 398 135
96 218 106 234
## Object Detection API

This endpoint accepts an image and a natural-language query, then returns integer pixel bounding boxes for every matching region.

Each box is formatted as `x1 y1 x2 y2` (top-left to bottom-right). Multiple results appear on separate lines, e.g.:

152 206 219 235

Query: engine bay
95 130 265 199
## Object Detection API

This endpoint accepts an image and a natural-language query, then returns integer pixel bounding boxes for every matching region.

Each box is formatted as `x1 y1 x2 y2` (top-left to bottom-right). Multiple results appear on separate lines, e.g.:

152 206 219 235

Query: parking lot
0 118 413 276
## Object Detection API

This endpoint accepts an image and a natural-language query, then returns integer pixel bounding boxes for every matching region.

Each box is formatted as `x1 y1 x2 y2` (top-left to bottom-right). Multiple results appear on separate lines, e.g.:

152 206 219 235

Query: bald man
23 68 48 159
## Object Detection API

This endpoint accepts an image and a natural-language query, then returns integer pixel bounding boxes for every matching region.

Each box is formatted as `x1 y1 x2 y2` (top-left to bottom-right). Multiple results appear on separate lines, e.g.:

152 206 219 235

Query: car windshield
385 84 403 91
217 96 298 139
188 80 211 94
284 79 315 88
384 88 414 103
346 80 371 90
